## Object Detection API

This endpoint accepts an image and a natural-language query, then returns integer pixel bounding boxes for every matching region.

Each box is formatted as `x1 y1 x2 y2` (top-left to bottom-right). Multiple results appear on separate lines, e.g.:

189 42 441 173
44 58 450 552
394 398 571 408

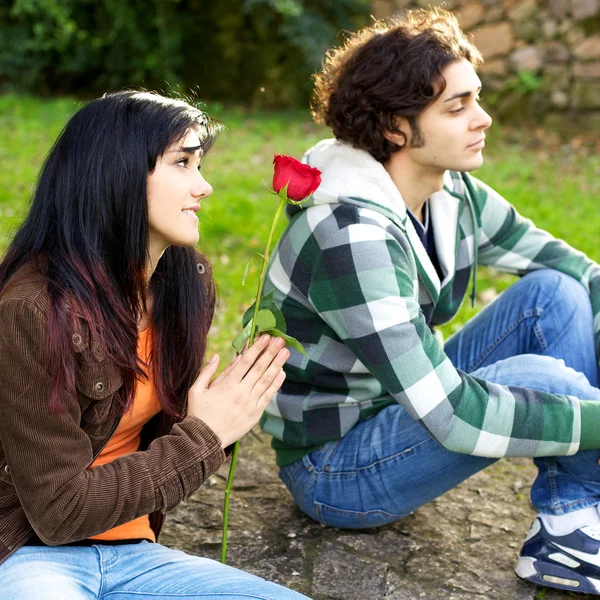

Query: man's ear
382 115 410 149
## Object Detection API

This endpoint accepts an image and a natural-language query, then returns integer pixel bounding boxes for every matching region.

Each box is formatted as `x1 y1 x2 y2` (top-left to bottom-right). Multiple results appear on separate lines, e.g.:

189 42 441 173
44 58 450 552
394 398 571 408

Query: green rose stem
221 193 288 564
220 439 239 564
248 196 287 345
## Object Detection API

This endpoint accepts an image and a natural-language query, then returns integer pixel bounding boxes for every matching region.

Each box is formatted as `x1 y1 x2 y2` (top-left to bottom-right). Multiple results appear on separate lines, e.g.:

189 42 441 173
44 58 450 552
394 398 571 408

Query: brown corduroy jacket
0 265 227 567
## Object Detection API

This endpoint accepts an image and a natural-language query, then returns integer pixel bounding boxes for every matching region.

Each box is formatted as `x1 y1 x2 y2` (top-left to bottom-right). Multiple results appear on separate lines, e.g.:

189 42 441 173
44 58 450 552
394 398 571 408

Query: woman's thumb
192 354 220 390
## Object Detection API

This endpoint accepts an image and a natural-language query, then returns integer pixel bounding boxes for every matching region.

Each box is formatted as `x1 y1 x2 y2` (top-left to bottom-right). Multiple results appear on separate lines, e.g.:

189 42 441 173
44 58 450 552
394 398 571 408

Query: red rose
272 155 321 202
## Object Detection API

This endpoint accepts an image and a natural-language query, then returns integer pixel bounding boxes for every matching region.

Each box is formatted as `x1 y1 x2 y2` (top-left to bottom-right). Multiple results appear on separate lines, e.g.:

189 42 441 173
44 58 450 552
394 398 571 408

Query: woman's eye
176 158 202 170
450 106 465 114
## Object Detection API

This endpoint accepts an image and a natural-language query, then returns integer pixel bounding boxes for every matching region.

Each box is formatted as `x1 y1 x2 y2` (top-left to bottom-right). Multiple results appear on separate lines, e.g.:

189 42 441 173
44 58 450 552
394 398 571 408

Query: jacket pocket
76 359 123 426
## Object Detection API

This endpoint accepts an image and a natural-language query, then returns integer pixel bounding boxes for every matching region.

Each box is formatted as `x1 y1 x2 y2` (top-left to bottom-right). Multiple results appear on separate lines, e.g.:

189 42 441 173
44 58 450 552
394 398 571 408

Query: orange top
88 328 162 542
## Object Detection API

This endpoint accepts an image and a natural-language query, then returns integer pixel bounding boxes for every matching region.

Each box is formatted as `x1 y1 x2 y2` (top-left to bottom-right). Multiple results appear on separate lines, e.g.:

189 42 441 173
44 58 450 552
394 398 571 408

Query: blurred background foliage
1 0 598 357
0 0 370 106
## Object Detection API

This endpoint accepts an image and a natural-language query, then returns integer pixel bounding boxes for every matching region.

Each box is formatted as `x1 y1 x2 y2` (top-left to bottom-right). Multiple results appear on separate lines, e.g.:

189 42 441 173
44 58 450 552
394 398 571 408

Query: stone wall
371 0 600 125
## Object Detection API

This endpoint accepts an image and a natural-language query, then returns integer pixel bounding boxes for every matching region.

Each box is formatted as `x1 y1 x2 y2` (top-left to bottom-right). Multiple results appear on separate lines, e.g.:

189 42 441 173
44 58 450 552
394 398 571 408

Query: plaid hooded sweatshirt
260 139 600 467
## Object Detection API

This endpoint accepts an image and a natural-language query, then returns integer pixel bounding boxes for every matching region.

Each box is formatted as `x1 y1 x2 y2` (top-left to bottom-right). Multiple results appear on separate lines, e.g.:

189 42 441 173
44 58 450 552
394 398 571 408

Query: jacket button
95 382 105 393
4 465 9 474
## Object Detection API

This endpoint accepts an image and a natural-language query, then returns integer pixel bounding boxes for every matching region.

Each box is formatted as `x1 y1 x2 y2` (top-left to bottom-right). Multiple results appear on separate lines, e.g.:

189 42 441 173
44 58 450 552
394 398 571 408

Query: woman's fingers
229 334 272 380
257 369 286 409
209 353 242 388
249 347 289 399
241 337 287 388
202 336 289 393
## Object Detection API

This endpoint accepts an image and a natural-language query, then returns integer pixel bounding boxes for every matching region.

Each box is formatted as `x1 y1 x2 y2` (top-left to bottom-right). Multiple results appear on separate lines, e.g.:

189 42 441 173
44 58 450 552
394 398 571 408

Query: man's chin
451 155 484 173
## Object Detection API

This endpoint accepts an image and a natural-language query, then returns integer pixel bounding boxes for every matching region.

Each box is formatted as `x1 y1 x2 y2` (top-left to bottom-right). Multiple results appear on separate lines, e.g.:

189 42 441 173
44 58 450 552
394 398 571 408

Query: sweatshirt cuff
578 400 600 450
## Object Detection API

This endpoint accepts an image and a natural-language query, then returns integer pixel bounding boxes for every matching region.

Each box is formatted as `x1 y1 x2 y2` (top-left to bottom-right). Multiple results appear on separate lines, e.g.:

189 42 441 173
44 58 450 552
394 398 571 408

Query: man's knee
523 269 589 309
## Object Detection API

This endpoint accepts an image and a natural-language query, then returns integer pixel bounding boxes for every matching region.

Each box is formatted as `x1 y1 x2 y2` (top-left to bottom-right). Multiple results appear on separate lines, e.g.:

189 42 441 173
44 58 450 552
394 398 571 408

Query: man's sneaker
516 517 600 595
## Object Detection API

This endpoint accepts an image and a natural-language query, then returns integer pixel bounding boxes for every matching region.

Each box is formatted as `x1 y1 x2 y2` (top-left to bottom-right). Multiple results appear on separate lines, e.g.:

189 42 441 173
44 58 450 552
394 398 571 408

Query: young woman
0 91 309 599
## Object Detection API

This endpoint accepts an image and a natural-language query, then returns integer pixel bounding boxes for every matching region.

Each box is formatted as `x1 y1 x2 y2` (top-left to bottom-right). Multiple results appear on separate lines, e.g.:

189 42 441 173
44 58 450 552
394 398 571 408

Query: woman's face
146 129 213 259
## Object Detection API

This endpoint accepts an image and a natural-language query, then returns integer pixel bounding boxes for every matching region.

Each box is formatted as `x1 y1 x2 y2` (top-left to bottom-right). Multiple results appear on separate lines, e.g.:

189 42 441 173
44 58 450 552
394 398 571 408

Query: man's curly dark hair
312 8 483 163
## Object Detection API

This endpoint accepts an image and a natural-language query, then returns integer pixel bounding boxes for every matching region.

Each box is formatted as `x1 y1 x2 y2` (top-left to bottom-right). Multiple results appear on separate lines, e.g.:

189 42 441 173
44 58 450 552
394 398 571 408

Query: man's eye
176 158 189 167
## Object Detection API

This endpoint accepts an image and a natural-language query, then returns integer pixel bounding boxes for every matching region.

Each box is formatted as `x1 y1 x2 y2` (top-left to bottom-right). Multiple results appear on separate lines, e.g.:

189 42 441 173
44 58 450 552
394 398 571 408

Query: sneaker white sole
516 556 600 595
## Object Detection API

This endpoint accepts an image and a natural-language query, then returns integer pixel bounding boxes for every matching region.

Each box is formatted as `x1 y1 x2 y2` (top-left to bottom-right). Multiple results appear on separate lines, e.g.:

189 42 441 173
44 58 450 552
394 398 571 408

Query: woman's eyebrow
168 144 202 154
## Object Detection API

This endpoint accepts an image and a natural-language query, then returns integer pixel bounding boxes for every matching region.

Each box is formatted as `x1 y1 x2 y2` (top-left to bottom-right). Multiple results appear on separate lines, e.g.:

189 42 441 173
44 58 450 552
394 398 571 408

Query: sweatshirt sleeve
307 223 600 458
467 173 600 360
0 298 226 545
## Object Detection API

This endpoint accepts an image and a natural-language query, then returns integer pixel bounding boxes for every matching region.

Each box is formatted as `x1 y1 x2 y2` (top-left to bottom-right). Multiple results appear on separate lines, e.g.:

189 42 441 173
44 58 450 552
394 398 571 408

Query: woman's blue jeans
279 269 600 529
1 541 310 599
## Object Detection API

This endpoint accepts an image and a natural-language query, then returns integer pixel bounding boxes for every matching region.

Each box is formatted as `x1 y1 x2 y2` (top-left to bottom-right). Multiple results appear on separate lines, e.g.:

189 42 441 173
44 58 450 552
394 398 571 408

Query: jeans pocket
314 501 408 529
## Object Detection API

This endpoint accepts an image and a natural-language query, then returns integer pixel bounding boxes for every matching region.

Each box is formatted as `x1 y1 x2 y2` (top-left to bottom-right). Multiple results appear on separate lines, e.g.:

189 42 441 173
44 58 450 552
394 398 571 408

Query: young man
260 8 600 596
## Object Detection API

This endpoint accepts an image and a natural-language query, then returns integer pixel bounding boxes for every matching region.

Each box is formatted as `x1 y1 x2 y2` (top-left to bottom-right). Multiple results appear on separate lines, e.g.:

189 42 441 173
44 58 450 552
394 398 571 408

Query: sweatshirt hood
292 138 457 227
297 138 406 226
288 138 480 308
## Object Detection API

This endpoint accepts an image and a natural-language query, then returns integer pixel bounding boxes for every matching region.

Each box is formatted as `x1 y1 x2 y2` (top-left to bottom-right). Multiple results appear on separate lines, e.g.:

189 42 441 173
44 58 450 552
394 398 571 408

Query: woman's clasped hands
187 335 288 448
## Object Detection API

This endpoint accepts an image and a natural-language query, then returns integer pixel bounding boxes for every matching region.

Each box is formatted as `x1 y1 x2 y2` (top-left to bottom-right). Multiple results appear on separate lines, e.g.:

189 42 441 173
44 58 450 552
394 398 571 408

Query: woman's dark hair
312 8 483 162
0 90 222 417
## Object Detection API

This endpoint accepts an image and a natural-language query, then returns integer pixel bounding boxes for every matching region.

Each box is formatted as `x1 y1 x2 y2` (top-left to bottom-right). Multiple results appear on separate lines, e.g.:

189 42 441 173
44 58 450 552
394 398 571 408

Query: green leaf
268 304 286 333
254 309 276 331
263 328 306 355
242 292 270 327
232 321 252 353
242 290 286 333
233 309 277 352
241 253 264 287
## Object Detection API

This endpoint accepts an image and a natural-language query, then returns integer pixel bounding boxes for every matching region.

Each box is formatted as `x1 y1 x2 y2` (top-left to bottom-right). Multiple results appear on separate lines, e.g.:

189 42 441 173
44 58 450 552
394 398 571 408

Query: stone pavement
161 428 594 600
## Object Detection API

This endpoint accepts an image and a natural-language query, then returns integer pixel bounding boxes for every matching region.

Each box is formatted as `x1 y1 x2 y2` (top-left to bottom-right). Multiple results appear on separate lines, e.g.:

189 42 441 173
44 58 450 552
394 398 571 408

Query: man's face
399 59 492 174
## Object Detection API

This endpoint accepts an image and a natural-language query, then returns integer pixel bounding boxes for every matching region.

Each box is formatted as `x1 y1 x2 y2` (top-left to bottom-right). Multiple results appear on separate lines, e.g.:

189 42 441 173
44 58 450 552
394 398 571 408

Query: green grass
1 94 599 359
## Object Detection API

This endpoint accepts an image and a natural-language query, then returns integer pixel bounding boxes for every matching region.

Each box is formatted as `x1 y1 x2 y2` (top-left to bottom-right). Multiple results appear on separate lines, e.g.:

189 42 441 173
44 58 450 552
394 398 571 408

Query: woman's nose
192 173 213 199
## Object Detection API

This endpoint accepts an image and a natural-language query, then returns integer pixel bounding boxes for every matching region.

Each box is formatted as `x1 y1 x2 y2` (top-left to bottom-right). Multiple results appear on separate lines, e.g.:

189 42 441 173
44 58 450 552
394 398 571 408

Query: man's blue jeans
1 541 310 599
279 270 600 529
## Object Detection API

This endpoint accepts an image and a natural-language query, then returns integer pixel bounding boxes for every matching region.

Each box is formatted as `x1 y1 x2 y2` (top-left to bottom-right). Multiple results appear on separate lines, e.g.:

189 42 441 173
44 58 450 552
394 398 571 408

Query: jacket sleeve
467 173 600 359
307 223 600 458
0 298 226 545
